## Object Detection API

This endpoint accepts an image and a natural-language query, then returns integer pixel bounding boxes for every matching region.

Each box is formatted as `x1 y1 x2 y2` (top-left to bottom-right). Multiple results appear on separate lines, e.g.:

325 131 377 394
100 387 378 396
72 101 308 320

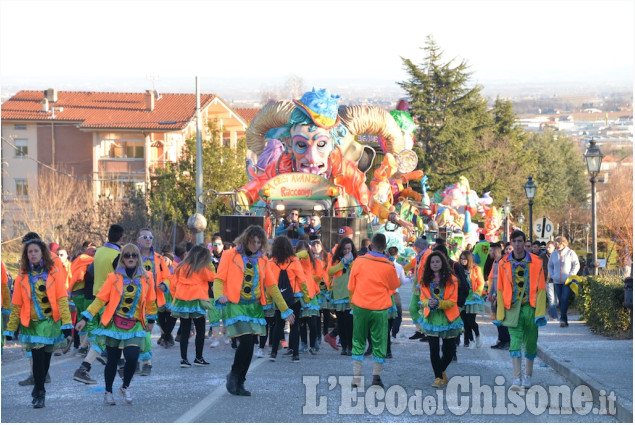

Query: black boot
226 372 239 395
236 378 251 396
33 389 45 408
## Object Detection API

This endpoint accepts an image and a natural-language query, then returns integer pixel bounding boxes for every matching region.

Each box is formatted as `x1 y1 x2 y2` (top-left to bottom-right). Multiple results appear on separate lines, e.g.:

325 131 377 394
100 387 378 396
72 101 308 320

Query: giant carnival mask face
290 124 333 176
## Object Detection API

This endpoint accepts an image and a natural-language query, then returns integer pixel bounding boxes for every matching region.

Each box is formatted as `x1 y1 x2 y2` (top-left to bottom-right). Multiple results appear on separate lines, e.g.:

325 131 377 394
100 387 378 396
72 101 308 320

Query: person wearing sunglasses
275 209 305 239
214 226 296 396
73 224 124 385
75 244 157 406
3 238 73 408
136 228 173 373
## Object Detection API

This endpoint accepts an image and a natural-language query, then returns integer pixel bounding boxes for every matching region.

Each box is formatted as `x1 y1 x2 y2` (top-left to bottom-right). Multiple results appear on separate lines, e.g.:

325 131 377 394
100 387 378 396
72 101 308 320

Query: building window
14 124 27 130
14 139 28 157
15 179 28 197
101 139 144 159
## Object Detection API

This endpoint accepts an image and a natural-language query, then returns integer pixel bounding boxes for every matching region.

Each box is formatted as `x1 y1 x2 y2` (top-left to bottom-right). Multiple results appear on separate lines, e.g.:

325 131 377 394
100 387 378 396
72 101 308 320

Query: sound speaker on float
219 216 266 243
319 216 370 253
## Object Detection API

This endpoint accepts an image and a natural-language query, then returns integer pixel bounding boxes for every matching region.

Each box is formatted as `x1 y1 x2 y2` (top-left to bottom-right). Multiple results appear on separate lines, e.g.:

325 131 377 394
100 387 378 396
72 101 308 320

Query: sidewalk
537 314 633 423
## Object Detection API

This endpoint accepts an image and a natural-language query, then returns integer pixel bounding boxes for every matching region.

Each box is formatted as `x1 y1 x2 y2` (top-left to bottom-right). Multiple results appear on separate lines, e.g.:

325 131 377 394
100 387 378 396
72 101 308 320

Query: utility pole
195 77 204 245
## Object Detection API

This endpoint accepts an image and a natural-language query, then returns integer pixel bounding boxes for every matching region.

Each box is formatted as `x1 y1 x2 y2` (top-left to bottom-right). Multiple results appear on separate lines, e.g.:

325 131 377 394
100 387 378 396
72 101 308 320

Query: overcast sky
1 0 632 87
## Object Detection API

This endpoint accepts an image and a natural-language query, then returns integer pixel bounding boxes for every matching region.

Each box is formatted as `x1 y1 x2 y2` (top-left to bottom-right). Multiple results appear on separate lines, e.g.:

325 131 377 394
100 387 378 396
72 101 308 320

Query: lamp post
503 197 511 243
584 138 604 276
524 176 537 242
585 222 590 255
518 212 525 233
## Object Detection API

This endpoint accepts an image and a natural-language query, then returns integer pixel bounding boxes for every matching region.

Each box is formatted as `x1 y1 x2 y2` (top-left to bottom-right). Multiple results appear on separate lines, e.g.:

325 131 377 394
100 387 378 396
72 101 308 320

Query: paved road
0 283 621 423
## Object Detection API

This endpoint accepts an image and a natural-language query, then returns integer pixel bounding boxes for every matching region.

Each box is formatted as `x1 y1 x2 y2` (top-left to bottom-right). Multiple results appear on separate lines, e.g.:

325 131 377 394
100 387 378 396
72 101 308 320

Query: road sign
533 216 554 239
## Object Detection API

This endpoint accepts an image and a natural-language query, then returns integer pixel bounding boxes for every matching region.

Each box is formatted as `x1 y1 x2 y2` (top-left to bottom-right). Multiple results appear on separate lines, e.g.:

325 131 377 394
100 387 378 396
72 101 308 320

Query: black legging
299 316 318 348
271 301 301 356
335 310 353 352
178 316 206 360
31 348 53 394
321 309 333 336
157 310 177 342
460 310 480 342
104 345 140 392
427 336 456 379
391 293 402 338
231 334 255 383
258 316 276 349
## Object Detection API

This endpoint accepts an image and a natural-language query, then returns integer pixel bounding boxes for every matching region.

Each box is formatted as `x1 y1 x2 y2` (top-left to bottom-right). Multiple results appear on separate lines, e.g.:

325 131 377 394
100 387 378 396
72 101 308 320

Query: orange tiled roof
1 90 216 130
234 107 260 123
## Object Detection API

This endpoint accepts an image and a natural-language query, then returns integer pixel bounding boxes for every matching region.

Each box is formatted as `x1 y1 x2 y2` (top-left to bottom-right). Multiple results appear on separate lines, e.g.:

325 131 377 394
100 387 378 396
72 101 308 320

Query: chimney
41 97 49 113
145 90 155 112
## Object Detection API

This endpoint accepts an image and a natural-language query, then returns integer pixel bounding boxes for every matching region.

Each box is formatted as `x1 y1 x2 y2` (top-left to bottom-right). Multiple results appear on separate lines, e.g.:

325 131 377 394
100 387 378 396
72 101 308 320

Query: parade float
205 88 504 254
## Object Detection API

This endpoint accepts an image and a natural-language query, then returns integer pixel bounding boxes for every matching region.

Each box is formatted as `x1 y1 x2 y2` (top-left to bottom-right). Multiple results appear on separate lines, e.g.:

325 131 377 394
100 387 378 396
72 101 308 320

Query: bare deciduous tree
599 165 633 268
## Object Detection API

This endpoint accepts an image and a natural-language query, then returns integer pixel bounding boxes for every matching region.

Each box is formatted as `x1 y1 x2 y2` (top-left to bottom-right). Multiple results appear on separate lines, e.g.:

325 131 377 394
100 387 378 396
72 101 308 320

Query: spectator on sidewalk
541 241 558 321
547 236 580 327
495 230 547 391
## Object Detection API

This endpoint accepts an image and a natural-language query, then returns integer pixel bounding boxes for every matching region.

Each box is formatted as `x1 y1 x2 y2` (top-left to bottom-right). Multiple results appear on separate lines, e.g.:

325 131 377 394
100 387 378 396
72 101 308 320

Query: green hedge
576 276 632 337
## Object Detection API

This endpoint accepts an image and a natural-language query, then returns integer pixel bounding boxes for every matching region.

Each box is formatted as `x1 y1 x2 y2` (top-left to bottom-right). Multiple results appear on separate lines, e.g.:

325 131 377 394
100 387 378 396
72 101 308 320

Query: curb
538 345 633 423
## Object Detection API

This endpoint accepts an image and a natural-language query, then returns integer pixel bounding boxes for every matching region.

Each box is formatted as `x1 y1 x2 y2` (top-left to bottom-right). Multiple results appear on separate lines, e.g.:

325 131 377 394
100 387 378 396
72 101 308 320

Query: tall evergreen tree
398 35 491 190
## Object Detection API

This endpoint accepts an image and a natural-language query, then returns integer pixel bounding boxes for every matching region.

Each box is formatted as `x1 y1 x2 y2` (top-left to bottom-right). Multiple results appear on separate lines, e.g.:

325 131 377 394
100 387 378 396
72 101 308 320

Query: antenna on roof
146 72 161 100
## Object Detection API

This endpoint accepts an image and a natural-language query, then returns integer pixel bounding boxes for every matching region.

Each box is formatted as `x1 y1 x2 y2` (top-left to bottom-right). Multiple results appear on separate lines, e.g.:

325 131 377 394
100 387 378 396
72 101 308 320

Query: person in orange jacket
267 235 310 362
311 239 333 343
295 240 321 354
348 233 400 389
75 243 157 406
69 242 96 352
495 230 546 391
458 250 485 349
214 225 295 396
403 238 431 340
166 245 215 367
3 238 73 408
137 228 172 374
419 250 464 388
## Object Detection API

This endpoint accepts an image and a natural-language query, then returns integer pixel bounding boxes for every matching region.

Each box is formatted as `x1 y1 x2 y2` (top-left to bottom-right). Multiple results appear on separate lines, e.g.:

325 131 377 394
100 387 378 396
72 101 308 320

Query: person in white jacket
547 236 580 327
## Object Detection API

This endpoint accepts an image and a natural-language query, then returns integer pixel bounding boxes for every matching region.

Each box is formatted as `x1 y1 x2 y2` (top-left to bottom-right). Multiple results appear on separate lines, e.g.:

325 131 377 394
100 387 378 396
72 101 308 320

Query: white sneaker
522 374 532 388
119 386 132 404
510 378 523 391
104 391 116 405
209 338 220 348
475 336 483 348
468 342 477 350
255 348 265 358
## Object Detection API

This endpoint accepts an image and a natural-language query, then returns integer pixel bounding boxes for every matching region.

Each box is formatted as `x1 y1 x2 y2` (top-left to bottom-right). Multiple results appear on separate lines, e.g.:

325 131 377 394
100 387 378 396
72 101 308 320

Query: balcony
98 158 145 174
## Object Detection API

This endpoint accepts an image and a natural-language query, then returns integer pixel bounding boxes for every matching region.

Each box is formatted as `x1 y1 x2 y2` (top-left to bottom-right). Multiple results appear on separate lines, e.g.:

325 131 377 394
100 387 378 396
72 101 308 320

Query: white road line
174 357 266 423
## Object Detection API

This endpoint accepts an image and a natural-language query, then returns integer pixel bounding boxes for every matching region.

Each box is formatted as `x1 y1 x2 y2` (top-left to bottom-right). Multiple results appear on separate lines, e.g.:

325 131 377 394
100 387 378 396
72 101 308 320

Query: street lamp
524 176 537 242
518 212 525 233
503 197 511 243
585 222 590 255
584 138 604 276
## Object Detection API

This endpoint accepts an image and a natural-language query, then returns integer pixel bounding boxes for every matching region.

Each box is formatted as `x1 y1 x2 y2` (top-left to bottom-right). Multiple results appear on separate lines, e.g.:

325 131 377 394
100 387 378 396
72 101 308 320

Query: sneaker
282 349 294 356
96 353 107 366
308 348 317 355
431 377 444 388
269 353 277 362
490 341 503 349
255 348 265 358
18 375 34 386
510 378 523 391
140 364 152 376
371 376 384 388
104 391 116 405
291 355 300 363
119 386 132 404
386 352 393 359
522 374 532 388
498 342 510 350
77 345 89 357
209 338 220 348
157 336 164 346
324 334 339 350
559 321 569 328
54 348 62 356
73 367 97 384
409 331 424 340
193 358 210 366
180 359 192 368
299 343 308 353
463 342 470 348
475 336 483 348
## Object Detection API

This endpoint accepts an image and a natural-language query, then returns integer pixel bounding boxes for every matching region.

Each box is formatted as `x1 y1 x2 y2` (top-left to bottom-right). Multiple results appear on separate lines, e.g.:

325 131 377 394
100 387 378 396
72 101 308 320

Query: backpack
277 266 296 308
